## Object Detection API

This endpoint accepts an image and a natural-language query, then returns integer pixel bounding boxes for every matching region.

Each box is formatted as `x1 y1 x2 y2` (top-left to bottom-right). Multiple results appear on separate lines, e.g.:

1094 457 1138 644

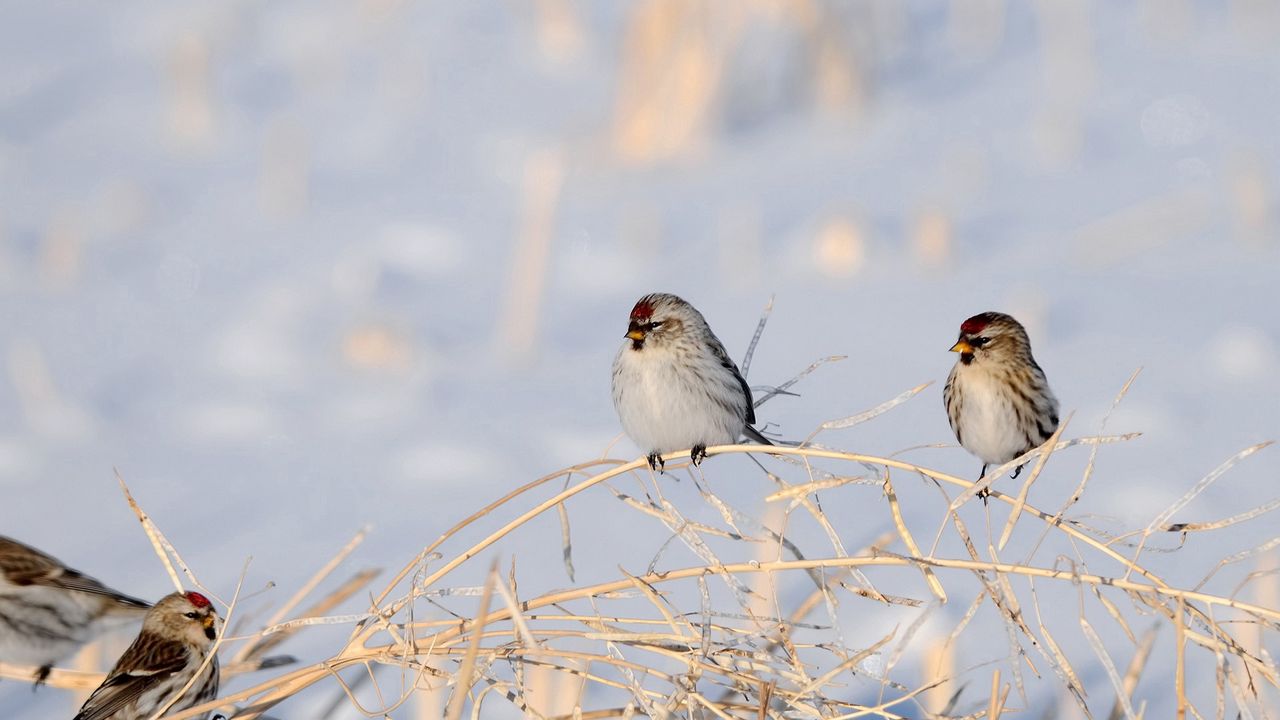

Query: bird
943 311 1060 500
611 292 773 470
73 590 221 720
0 535 150 685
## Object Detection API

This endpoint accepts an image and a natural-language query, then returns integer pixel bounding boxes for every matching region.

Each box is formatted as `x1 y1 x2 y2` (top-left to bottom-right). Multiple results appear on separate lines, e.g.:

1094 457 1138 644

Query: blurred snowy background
2 0 1279 717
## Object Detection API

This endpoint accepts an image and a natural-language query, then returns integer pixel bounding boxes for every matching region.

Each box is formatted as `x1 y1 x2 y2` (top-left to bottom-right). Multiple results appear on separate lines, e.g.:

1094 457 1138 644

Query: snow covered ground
2 2 1278 717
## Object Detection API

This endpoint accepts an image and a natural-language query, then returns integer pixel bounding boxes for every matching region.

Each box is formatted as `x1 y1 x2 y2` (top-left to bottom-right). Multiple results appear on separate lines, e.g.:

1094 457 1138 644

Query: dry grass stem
116 468 186 594
35 382 1271 719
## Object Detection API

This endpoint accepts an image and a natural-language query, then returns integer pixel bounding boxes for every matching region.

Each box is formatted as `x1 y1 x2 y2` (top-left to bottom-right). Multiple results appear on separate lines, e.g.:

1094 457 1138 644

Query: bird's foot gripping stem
647 452 665 471
690 444 709 466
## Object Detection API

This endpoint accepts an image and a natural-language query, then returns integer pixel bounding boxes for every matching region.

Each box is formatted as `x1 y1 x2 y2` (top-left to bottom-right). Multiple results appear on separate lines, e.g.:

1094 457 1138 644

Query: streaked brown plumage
943 312 1059 498
74 591 220 720
0 535 150 684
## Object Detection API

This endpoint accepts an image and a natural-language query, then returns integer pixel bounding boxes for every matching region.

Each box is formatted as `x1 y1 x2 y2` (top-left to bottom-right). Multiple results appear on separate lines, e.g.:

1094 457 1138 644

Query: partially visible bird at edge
0 535 150 686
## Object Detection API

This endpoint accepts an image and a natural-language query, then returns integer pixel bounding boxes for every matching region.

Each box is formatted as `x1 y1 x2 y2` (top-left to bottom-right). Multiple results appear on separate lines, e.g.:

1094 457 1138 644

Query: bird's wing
0 536 149 608
706 337 758 425
50 567 151 608
709 343 775 446
0 535 66 585
73 637 188 720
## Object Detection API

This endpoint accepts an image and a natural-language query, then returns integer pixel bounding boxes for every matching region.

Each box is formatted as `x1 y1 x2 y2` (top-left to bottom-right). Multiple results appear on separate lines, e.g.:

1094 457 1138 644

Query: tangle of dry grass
5 380 1276 720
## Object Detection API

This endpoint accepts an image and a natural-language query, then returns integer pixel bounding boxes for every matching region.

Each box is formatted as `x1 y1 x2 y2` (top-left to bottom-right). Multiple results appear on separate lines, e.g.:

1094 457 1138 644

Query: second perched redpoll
943 312 1060 497
74 591 221 720
612 292 772 470
0 535 150 684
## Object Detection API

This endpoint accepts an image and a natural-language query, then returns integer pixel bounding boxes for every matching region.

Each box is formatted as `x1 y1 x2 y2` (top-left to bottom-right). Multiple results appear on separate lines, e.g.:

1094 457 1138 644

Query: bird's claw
647 452 664 471
975 464 992 504
33 664 52 690
690 444 707 466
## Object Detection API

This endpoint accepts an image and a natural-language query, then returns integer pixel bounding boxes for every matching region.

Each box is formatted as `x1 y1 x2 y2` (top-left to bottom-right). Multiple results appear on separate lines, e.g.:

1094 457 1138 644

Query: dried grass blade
794 628 895 698
688 691 736 720
243 568 380 663
492 573 538 650
883 473 945 602
1223 660 1259 720
884 602 940 685
805 382 932 442
259 613 377 635
946 589 988 650
1038 611 1089 711
998 416 1070 551
697 574 712 658
1105 624 1158 720
1081 616 1137 720
1028 578 1089 712
1176 597 1187 720
557 492 575 583
1092 586 1138 646
116 468 184 593
233 528 369 664
1150 443 1273 533
988 552 1033 643
1197 536 1280 592
445 562 497 720
1024 369 1140 564
986 670 1001 719
1167 498 1280 533
763 475 878 501
740 294 774 378
655 498 753 605
758 680 774 720
950 433 1141 512
754 355 845 408
622 573 686 638
373 458 620 606
0 663 103 689
1125 442 1273 583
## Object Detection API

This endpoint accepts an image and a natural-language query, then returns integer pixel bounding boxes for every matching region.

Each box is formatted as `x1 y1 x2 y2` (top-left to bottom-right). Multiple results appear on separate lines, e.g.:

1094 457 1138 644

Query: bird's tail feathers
742 425 775 446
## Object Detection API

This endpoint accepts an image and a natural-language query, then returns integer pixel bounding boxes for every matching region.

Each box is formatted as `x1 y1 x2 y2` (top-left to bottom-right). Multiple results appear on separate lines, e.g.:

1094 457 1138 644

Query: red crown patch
960 314 991 334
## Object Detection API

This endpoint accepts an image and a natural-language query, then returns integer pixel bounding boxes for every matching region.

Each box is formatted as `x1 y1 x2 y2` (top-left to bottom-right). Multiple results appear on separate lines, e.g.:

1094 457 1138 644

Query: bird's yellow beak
950 340 973 354
202 615 216 629
626 328 646 341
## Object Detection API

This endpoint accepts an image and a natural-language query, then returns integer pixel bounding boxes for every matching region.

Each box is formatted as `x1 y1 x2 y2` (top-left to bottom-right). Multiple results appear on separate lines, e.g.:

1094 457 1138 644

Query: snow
2 1 1278 717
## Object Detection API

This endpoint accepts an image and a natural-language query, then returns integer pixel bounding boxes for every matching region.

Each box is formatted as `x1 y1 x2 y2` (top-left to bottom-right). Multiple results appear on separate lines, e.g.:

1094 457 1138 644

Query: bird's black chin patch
631 339 645 351
204 626 216 640
960 353 975 365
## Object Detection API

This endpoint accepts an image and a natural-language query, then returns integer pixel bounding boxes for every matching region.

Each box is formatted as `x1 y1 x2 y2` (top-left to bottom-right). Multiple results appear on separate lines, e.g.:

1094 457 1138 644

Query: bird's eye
971 336 990 347
184 612 199 619
647 321 664 329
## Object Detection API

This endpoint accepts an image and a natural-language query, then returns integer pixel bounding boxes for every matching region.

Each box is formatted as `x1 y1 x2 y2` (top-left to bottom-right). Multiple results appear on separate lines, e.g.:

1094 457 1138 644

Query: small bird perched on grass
943 311 1060 499
0 535 150 685
74 590 221 720
612 293 773 470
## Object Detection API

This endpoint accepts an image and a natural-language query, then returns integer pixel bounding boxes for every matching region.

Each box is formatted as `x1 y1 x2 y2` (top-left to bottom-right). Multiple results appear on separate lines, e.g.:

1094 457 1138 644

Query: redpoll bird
74 591 221 720
0 535 150 684
943 312 1060 498
612 293 773 470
